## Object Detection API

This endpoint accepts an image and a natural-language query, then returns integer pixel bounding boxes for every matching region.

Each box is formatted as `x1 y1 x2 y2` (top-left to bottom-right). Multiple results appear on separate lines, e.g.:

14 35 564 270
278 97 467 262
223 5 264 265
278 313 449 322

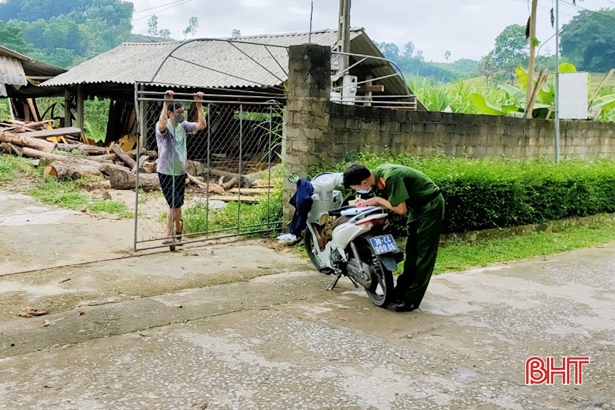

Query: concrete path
0 191 614 409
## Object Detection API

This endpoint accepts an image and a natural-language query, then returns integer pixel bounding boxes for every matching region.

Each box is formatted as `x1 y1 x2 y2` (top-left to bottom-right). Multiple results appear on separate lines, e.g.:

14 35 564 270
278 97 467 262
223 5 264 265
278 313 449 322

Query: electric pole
333 0 351 76
555 0 560 162
525 0 538 118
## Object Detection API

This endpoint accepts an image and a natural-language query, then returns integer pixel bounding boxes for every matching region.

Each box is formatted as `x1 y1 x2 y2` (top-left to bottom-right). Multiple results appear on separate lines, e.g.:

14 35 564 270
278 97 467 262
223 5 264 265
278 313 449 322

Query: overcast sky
129 0 615 62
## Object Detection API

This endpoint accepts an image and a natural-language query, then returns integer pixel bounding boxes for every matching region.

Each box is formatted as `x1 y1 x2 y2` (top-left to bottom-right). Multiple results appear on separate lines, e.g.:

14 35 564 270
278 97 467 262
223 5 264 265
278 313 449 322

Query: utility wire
559 0 615 22
510 0 575 18
134 0 188 14
133 0 195 21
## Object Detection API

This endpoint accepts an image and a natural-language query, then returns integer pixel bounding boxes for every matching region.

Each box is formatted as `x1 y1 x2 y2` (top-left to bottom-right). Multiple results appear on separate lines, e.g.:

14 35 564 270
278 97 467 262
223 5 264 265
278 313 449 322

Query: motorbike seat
327 205 354 217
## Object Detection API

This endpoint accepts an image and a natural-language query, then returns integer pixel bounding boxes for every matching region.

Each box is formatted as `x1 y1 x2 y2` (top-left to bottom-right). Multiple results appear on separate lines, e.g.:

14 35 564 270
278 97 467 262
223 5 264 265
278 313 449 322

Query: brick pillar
282 44 331 225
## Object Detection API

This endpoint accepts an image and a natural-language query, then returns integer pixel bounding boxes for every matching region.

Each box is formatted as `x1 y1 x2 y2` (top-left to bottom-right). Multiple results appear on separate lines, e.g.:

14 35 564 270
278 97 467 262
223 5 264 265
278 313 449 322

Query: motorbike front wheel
304 227 333 275
357 244 394 308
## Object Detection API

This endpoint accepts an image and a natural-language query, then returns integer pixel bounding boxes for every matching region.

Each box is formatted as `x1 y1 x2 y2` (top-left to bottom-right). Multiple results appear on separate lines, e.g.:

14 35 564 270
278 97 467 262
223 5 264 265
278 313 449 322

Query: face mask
356 188 372 194
173 114 185 125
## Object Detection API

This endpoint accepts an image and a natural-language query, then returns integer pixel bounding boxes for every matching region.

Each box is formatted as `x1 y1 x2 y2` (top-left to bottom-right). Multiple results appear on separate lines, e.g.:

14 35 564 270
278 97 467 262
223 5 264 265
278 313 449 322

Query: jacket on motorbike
289 178 314 237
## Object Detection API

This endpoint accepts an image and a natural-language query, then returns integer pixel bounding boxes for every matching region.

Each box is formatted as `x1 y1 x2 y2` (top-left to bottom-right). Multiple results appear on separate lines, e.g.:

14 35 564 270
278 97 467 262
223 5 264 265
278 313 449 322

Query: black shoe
395 302 417 313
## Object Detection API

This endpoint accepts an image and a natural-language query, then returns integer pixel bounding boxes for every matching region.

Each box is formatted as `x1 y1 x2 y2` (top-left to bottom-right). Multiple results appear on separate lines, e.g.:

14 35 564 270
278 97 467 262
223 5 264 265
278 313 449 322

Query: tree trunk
142 162 156 174
21 147 95 165
43 163 103 180
14 119 54 130
20 147 116 166
112 143 137 168
525 0 538 118
0 131 57 152
84 180 111 191
0 142 23 156
86 154 116 162
126 149 156 159
110 169 160 191
526 69 549 119
56 143 109 155
21 147 130 177
100 163 132 177
187 173 225 195
132 155 150 173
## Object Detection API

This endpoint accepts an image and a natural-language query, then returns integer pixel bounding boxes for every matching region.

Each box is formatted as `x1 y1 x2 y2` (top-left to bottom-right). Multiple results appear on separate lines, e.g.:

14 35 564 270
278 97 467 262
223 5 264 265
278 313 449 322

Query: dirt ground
1 190 614 409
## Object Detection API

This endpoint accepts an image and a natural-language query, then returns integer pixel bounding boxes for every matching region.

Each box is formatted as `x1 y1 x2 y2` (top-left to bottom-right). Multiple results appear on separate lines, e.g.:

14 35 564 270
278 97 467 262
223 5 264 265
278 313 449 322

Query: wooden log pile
0 120 281 201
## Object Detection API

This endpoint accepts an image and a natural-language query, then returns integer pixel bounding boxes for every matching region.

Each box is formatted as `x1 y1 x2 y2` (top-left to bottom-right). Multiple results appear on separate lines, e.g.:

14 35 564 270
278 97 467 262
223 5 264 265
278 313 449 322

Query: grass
0 154 36 181
0 99 10 123
27 177 133 218
164 187 283 237
0 154 132 219
295 217 615 276
432 218 615 274
409 75 508 114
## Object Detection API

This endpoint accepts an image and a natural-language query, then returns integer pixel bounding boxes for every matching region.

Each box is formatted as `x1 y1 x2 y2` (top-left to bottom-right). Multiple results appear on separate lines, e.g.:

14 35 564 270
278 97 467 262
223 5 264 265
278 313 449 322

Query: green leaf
502 104 522 113
515 67 529 91
559 63 577 73
498 83 526 103
470 93 506 115
538 92 554 106
590 94 615 110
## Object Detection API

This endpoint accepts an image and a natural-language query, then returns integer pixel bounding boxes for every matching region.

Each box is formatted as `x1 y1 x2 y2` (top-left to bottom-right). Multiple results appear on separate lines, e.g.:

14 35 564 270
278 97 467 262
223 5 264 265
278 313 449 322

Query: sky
129 0 615 63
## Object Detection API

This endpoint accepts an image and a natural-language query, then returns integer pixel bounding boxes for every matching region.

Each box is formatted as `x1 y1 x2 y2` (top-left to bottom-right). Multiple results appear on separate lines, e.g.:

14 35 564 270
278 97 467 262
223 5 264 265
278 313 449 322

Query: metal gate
133 87 284 251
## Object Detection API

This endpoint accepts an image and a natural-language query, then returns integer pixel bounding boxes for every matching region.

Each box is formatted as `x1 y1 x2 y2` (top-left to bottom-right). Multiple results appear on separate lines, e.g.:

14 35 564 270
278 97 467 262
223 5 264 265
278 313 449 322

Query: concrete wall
318 105 615 165
283 44 615 172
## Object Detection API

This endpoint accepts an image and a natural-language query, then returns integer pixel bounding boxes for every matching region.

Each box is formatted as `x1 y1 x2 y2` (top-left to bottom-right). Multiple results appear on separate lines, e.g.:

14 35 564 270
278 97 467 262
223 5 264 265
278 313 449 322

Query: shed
42 28 423 99
0 45 66 121
40 28 424 145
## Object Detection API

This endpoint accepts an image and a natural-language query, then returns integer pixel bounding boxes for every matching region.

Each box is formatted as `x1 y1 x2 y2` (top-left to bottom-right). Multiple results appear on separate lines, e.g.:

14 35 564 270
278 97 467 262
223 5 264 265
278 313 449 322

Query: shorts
158 172 186 209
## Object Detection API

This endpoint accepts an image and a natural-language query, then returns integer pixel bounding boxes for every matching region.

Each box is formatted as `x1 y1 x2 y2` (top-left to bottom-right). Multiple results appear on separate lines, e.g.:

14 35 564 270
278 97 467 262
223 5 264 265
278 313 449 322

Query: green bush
325 153 615 235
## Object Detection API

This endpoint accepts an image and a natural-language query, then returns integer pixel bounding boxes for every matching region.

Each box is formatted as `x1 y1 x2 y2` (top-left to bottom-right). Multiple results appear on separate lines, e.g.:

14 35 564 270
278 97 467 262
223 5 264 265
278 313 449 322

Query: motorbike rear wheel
304 227 333 275
357 244 394 308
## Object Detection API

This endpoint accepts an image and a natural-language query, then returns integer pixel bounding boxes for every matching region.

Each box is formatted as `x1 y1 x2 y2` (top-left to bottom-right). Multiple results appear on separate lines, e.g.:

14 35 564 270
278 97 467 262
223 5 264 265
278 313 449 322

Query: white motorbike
292 172 403 308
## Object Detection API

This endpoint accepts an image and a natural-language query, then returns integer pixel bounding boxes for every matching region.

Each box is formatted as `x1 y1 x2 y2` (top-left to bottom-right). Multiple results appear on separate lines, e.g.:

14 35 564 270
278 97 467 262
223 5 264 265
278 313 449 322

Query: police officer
343 163 445 312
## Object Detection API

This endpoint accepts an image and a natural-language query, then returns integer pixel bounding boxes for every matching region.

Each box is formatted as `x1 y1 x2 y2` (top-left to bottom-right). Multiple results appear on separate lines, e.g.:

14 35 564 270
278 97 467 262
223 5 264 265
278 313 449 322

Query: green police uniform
373 164 445 308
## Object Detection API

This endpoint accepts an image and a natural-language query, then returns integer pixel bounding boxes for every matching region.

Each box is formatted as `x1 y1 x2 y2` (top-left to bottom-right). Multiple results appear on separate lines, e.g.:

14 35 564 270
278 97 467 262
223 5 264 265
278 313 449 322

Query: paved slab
0 244 614 409
0 192 134 274
0 191 614 409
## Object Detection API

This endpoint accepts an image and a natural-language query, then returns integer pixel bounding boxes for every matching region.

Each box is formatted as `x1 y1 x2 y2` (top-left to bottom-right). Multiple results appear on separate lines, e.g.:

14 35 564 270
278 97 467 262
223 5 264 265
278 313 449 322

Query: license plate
369 234 398 255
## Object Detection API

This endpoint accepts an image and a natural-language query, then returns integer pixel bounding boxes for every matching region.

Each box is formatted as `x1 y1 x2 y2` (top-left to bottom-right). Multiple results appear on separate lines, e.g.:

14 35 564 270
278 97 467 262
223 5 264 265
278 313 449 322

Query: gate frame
132 85 285 252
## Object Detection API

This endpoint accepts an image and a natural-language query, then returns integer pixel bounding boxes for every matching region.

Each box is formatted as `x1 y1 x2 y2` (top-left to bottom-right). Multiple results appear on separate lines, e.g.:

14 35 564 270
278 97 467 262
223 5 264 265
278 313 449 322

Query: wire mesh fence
133 88 284 251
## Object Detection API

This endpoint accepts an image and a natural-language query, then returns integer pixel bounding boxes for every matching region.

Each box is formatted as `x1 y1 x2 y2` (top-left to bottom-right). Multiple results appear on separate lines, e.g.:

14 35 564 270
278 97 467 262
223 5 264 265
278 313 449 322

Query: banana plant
471 63 615 121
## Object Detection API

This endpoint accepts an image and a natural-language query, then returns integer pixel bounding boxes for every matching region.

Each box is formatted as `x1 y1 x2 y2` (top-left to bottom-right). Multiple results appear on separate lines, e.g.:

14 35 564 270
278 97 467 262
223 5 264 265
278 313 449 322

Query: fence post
282 44 331 226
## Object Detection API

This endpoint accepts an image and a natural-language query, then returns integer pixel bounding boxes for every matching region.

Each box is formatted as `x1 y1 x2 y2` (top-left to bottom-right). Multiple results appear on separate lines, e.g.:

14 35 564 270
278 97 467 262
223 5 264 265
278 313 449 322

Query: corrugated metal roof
0 45 66 78
0 46 67 97
0 55 27 97
0 56 27 84
41 29 363 89
0 46 30 61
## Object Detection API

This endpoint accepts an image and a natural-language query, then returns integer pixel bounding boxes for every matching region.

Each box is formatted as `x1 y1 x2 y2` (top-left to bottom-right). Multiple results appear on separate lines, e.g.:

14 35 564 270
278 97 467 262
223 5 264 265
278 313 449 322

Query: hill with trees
560 8 615 72
374 41 479 82
0 0 134 67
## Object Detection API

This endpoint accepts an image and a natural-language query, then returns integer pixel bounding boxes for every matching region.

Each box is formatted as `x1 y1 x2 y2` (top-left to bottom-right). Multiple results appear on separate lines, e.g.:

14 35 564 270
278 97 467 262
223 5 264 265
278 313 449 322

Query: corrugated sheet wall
0 56 27 97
